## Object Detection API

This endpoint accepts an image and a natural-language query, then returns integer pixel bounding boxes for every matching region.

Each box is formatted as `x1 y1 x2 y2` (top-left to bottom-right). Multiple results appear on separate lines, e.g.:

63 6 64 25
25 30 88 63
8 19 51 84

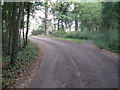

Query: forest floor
13 50 43 88
26 36 118 88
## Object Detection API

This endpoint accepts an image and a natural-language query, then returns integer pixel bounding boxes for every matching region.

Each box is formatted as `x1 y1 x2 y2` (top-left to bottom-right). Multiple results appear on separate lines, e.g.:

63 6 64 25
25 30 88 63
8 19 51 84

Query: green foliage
51 31 92 40
50 36 85 43
3 56 10 62
93 30 119 53
2 42 39 87
32 30 44 35
51 30 66 37
64 31 92 39
101 2 118 29
78 2 102 31
17 43 38 62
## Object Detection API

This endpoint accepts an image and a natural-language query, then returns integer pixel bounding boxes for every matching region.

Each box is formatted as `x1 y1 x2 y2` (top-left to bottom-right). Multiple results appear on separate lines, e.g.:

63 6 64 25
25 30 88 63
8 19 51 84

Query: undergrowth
92 30 119 53
2 42 39 88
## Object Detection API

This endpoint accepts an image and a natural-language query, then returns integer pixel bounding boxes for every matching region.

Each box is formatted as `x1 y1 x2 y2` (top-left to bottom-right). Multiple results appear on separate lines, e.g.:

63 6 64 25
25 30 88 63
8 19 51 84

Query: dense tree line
2 2 34 64
51 2 118 32
33 2 119 34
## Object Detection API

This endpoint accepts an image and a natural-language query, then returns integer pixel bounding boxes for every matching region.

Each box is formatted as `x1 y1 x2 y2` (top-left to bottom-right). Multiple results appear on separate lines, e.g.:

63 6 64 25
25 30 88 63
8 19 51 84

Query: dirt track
28 36 118 88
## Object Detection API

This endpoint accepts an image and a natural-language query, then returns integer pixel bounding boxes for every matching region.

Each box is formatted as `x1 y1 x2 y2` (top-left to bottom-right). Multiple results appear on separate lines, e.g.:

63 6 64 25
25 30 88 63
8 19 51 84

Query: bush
93 30 119 53
32 30 44 35
65 31 92 39
51 30 92 40
51 30 66 37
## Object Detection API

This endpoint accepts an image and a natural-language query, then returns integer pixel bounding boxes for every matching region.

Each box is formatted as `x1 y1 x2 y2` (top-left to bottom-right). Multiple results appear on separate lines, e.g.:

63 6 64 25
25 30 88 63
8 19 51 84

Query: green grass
48 36 85 43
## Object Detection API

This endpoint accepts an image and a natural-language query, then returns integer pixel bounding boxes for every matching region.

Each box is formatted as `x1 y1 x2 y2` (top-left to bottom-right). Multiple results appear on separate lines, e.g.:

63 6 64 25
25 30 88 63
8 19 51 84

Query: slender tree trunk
58 19 60 31
69 23 71 32
11 2 24 64
65 20 67 30
22 8 25 48
54 17 56 30
61 19 64 31
7 8 12 46
75 19 78 31
45 2 48 35
22 27 25 47
8 3 17 55
25 3 30 46
18 29 21 49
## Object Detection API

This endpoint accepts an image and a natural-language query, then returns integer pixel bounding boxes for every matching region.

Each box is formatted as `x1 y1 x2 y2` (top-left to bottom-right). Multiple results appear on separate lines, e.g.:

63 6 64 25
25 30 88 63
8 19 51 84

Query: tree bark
54 17 56 30
18 29 21 49
58 19 60 31
44 2 48 35
69 23 71 32
8 3 17 55
21 8 25 48
10 2 24 64
75 19 78 31
25 3 30 46
61 19 64 31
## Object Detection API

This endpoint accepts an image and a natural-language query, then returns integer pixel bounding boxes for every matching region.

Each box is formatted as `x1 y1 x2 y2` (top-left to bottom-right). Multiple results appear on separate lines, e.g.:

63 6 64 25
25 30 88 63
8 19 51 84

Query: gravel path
28 36 118 88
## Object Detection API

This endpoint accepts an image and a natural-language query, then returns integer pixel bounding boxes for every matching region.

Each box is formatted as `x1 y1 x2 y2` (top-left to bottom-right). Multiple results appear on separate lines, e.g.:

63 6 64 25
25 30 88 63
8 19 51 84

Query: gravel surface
28 36 118 88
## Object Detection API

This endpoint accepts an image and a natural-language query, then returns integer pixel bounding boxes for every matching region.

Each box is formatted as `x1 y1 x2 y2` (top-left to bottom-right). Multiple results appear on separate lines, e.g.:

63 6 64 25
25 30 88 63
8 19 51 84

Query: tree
8 3 17 55
44 1 48 35
25 3 30 46
10 2 24 64
101 2 118 30
72 3 80 31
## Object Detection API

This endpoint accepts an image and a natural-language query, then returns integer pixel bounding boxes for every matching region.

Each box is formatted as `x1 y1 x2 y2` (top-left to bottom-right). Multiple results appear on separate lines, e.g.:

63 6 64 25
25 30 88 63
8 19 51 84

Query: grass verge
47 36 85 43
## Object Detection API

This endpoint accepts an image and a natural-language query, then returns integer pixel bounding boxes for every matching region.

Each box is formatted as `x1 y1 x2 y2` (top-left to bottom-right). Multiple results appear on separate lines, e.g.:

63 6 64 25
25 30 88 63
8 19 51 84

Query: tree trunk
54 17 56 30
69 23 71 32
44 2 48 35
61 19 64 31
18 29 21 49
75 19 78 31
25 3 30 46
22 27 25 47
10 2 24 64
58 19 60 31
22 8 25 48
8 3 17 55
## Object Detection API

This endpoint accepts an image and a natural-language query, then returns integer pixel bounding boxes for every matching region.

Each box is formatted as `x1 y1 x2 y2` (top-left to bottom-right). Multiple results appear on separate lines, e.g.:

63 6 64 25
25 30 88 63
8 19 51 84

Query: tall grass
32 30 44 35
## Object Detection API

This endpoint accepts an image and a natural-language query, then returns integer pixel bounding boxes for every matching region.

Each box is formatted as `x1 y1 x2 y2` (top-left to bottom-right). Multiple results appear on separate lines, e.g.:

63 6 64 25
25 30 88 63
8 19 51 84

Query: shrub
51 30 92 40
32 30 44 35
51 30 66 37
93 30 119 53
65 31 92 39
